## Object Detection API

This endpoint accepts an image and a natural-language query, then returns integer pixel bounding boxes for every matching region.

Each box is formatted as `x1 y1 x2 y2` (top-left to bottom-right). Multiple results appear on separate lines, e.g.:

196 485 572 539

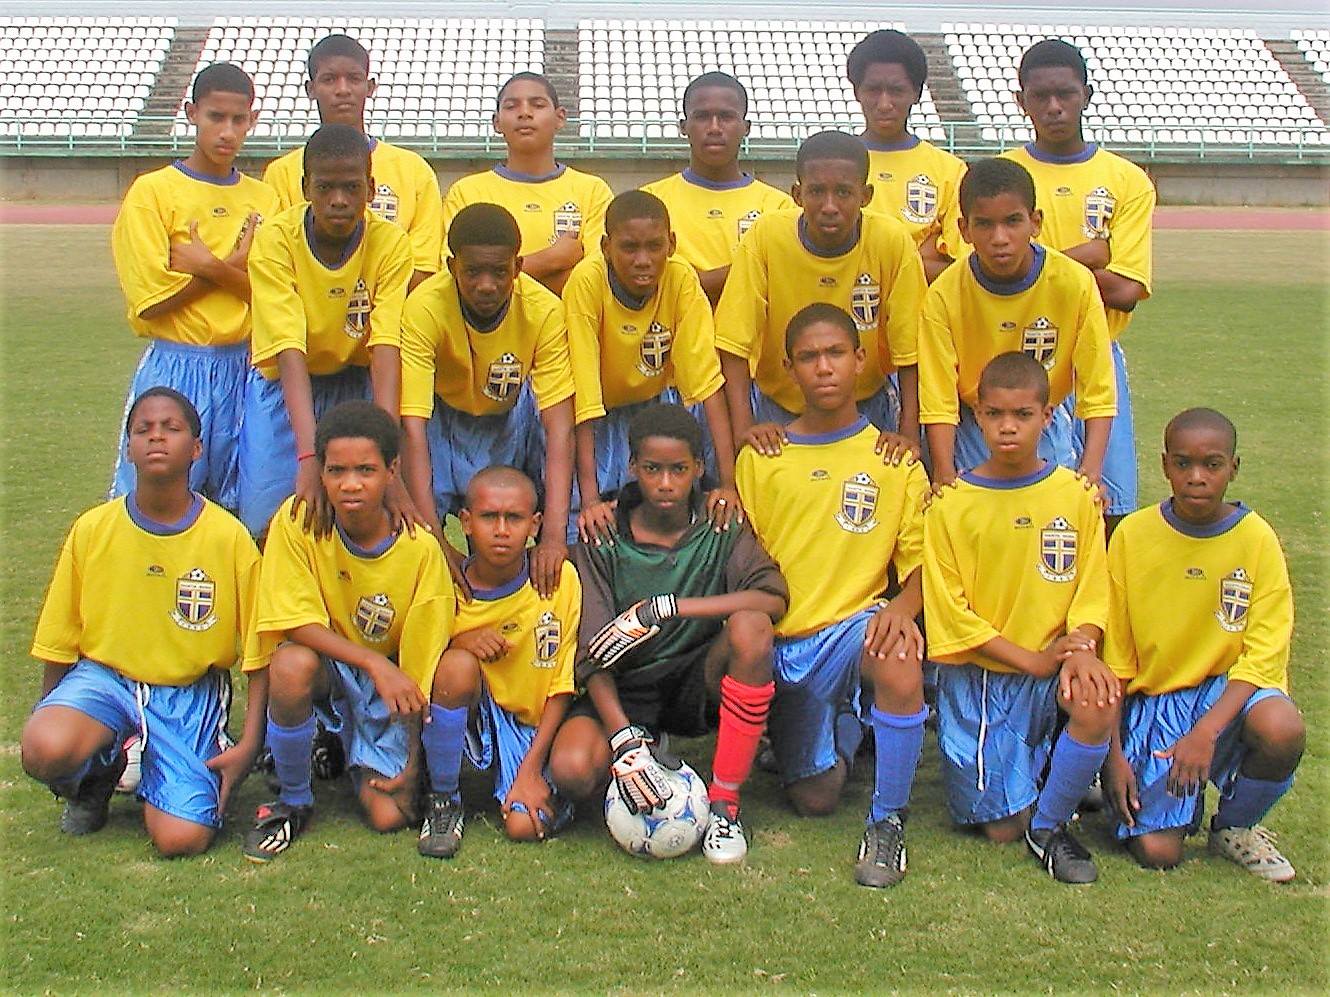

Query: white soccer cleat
701 802 748 864
115 735 142 794
1209 824 1295 882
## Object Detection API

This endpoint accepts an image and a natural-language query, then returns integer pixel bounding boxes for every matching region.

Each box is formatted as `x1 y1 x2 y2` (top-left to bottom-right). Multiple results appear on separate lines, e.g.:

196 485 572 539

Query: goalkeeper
563 403 788 865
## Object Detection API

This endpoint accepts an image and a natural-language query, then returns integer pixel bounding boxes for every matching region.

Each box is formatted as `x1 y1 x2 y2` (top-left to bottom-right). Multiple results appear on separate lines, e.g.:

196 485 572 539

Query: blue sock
1213 773 1294 830
868 705 928 823
422 704 469 798
1031 730 1109 832
267 712 316 808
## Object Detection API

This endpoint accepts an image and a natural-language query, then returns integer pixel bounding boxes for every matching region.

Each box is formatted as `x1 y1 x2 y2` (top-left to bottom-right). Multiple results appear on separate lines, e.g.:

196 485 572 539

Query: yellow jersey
32 494 260 685
400 270 575 419
923 463 1108 674
919 244 1116 425
111 161 279 346
1001 143 1155 340
736 419 927 638
442 164 613 260
715 208 926 413
453 559 580 726
640 169 795 272
263 139 444 275
863 135 966 257
246 498 454 696
1105 501 1292 696
248 204 412 379
563 255 724 423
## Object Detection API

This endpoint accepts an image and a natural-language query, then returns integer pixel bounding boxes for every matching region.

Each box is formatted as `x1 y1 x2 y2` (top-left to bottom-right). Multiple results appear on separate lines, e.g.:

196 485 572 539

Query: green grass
1 225 1327 994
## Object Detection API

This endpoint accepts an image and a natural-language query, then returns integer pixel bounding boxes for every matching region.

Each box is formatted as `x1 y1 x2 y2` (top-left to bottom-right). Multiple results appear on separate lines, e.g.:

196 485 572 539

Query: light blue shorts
1063 340 1138 516
111 340 249 510
953 400 1078 475
314 657 411 781
464 686 572 829
768 608 875 785
1115 676 1288 840
236 365 372 536
36 659 232 828
752 378 901 435
936 663 1060 826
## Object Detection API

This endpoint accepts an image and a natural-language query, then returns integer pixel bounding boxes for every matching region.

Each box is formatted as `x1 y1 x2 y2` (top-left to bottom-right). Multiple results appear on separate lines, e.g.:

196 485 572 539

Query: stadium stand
946 23 1328 146
0 16 175 138
1293 29 1330 83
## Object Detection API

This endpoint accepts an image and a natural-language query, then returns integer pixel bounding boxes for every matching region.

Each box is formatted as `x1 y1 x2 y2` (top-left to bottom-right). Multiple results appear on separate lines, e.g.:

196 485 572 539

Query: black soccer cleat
59 754 127 836
1025 823 1098 884
418 792 466 859
243 801 313 863
854 814 908 888
311 723 345 780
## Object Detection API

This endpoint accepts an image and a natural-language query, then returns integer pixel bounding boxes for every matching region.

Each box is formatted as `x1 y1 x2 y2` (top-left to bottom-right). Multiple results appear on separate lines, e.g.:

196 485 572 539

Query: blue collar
797 216 862 259
961 461 1057 490
607 264 654 310
465 553 530 601
367 136 379 153
681 167 753 191
969 243 1046 296
303 207 365 270
459 292 511 333
784 415 869 446
861 133 920 153
336 520 398 559
493 162 566 184
1159 499 1251 539
126 491 204 535
1023 141 1098 165
172 160 240 186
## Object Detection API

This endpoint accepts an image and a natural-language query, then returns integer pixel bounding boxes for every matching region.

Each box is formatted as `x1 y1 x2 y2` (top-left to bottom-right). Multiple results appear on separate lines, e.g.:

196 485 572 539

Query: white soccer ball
604 761 710 859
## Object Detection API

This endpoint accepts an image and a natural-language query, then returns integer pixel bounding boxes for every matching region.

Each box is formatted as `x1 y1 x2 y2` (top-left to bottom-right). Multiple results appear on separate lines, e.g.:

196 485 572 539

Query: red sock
710 675 775 811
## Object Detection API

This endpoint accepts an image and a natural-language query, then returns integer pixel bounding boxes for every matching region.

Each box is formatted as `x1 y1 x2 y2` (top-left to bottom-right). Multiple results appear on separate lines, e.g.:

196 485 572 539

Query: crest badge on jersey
637 321 673 376
553 201 582 240
535 611 561 668
370 183 400 223
171 568 218 632
1082 186 1116 240
1216 568 1252 632
1021 317 1059 370
737 209 762 239
1038 517 1078 582
850 273 880 332
483 352 524 402
834 472 880 534
344 278 371 340
354 593 396 643
902 174 939 224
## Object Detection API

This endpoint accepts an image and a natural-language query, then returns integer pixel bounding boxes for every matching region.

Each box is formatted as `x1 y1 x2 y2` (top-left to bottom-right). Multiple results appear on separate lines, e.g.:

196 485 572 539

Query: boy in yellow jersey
417 467 590 858
242 402 453 861
565 190 740 544
263 34 442 290
923 352 1119 884
1006 39 1156 528
717 131 926 450
641 72 794 305
110 64 278 509
737 303 929 889
238 123 415 538
23 388 264 856
400 203 576 600
1102 409 1304 881
442 73 613 296
847 30 966 283
919 158 1115 490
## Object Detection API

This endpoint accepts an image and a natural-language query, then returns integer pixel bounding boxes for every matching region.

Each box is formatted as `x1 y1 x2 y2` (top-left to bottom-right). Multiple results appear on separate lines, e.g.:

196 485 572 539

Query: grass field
1 225 1327 994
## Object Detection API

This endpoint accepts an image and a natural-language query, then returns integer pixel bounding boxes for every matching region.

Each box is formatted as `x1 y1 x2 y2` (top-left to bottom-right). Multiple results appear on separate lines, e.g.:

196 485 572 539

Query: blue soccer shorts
1115 676 1289 840
111 339 249 510
464 685 572 829
752 378 901 435
36 659 232 828
1063 339 1138 516
314 657 412 782
935 662 1060 825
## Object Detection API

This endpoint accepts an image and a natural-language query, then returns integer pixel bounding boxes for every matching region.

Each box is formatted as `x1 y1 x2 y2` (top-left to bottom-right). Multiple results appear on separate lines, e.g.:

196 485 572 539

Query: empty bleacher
1293 29 1330 85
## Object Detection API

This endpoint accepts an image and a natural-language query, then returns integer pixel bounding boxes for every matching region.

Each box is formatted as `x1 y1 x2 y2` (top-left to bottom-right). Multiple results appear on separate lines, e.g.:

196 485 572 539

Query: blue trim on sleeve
1023 142 1099 165
335 520 399 559
797 216 862 259
862 134 921 153
1159 499 1251 539
126 491 205 535
681 168 754 191
607 265 654 310
302 207 365 270
459 292 511 333
465 554 531 601
493 163 567 184
968 243 1045 296
171 160 241 186
784 415 869 446
960 461 1056 490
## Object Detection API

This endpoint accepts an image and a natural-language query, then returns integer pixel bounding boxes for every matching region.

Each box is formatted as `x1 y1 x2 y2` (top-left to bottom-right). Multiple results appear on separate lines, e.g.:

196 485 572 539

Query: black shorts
570 643 717 738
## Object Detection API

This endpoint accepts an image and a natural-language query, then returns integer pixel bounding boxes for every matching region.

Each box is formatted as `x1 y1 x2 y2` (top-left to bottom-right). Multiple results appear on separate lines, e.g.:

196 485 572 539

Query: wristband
297 451 316 462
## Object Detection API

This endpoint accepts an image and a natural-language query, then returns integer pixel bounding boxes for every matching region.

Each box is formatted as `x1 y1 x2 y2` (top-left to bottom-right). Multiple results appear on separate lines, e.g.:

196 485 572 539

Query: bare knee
787 766 845 817
362 793 411 833
1128 832 1184 870
549 727 609 801
1246 699 1306 774
144 808 214 858
431 648 482 709
979 813 1027 844
504 809 545 842
268 645 323 717
1061 695 1116 745
727 611 774 667
21 713 93 784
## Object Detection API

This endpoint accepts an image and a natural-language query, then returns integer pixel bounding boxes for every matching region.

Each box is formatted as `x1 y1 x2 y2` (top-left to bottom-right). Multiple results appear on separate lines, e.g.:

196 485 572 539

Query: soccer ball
604 761 710 859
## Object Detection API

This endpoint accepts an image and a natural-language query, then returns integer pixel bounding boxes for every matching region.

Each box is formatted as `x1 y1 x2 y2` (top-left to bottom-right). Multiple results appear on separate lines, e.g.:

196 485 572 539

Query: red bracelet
297 451 316 462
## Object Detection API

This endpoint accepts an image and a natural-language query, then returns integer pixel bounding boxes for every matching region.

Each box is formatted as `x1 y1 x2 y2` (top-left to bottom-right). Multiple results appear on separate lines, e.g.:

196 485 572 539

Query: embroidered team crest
171 568 218 631
1083 186 1116 239
370 183 400 223
1216 568 1252 632
737 209 762 239
637 322 673 376
849 273 881 332
902 174 939 224
344 278 370 339
1021 317 1059 369
354 593 395 642
834 472 880 533
535 611 561 668
483 352 523 402
1038 517 1078 582
552 201 582 240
